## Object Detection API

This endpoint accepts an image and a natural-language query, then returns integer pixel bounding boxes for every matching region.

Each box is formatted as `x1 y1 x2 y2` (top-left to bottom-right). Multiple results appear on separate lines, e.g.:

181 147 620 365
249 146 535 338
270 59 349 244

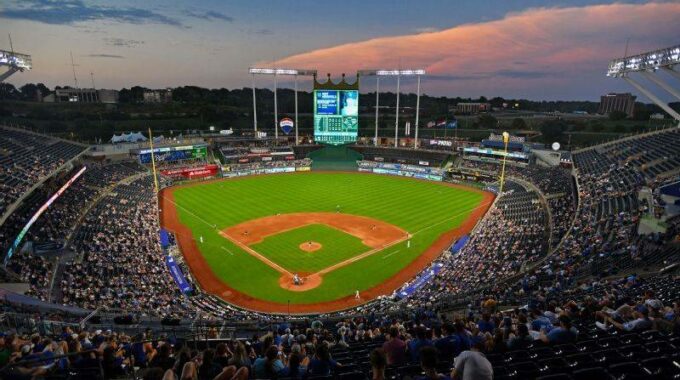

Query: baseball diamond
160 171 493 313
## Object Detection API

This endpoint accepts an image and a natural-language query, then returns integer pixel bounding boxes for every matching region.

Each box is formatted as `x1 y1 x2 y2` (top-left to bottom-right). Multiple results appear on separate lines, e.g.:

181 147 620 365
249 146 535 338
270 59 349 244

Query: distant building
143 89 172 103
44 88 119 104
98 89 119 104
598 93 635 118
453 102 491 114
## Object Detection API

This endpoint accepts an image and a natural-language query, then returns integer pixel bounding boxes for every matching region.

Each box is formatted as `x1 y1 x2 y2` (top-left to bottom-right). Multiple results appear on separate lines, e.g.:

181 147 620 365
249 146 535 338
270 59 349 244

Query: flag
446 120 458 129
426 121 435 128
436 119 446 127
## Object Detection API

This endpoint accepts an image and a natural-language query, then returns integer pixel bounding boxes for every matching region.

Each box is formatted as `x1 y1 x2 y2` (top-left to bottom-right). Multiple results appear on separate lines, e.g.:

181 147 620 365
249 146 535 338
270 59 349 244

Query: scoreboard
314 90 359 145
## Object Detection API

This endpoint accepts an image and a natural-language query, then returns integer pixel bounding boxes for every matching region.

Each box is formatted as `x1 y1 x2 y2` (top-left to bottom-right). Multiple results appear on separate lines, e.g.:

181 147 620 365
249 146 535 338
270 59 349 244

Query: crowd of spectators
1 162 146 303
1 268 678 380
0 126 86 217
59 176 194 317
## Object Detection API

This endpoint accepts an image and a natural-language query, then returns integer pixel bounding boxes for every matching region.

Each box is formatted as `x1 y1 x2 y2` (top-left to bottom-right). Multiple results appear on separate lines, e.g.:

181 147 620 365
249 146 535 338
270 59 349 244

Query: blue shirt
409 339 433 363
435 335 460 360
546 327 577 344
308 358 338 376
531 316 553 333
477 320 495 334
253 358 285 379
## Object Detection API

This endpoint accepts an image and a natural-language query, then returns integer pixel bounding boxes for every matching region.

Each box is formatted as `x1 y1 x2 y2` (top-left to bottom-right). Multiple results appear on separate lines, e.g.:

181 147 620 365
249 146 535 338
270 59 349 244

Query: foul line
315 235 409 276
161 192 494 282
311 200 493 278
382 249 401 259
220 246 234 256
219 231 294 277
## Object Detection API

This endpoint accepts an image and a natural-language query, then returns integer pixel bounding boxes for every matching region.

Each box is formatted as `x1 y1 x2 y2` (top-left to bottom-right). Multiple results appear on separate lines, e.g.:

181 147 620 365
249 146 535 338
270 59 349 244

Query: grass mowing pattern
171 172 484 305
251 224 371 273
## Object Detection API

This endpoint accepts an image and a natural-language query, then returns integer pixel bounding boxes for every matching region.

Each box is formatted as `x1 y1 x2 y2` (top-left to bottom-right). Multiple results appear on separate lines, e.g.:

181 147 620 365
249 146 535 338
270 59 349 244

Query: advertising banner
161 164 219 179
165 256 192 294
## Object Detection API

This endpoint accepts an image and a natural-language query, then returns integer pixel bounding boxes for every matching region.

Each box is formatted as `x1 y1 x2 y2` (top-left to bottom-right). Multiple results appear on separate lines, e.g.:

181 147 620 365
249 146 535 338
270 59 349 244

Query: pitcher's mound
299 241 322 252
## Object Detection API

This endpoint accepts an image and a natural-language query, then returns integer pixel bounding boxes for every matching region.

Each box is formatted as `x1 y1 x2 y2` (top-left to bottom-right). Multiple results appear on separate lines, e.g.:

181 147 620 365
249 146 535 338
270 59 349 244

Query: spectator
451 342 493 380
539 315 578 344
307 342 341 376
382 327 407 366
253 346 283 379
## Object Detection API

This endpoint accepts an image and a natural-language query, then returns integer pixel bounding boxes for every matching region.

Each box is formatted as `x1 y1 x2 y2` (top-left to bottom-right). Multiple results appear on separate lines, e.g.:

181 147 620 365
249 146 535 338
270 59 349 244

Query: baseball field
159 172 493 314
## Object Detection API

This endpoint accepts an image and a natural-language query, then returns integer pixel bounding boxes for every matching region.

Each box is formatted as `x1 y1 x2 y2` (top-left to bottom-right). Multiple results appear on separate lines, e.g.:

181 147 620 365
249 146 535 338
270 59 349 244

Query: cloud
84 54 125 59
183 9 233 22
0 0 181 26
103 38 145 48
273 3 680 98
413 27 439 34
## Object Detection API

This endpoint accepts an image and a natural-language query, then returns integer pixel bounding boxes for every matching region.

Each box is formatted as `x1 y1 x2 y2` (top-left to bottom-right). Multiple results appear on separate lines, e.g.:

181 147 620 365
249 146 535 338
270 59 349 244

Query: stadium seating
0 126 87 217
0 126 678 380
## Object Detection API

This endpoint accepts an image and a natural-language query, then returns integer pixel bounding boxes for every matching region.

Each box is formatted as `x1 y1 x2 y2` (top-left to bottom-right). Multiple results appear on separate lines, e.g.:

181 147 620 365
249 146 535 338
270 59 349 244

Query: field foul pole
148 128 159 193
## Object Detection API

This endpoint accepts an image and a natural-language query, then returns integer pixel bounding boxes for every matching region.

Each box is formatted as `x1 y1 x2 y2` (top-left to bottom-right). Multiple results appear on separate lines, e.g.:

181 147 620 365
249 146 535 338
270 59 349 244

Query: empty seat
571 367 610 380
508 361 541 378
608 362 651 379
564 353 597 371
640 357 680 379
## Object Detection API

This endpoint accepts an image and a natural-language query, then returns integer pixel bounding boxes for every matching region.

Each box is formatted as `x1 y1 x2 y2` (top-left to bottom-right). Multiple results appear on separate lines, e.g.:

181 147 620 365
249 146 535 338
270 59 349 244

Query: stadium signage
428 139 453 147
5 167 87 265
463 147 528 159
279 117 294 135
160 164 219 179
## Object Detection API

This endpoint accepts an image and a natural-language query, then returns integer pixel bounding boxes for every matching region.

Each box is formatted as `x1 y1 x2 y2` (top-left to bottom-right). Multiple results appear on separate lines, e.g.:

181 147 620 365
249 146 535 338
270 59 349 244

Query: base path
219 212 409 291
159 174 495 314
222 212 407 249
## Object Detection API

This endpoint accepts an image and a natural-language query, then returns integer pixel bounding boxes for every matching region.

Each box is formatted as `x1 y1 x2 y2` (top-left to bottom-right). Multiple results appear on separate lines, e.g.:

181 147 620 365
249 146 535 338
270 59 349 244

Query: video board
314 90 359 145
138 145 207 164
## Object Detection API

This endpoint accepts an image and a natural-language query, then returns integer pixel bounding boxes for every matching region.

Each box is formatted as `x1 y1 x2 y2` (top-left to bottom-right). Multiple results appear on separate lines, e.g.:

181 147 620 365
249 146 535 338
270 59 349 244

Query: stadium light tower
358 69 426 148
0 49 32 82
248 68 317 144
606 44 680 121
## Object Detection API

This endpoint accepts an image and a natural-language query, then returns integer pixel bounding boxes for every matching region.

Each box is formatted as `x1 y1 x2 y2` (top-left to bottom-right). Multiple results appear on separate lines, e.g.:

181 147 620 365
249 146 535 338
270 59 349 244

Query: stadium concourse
0 125 678 379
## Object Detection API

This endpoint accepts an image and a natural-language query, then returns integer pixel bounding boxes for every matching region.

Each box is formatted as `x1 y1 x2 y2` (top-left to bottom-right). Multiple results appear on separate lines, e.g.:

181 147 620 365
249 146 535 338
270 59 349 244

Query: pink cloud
271 2 680 99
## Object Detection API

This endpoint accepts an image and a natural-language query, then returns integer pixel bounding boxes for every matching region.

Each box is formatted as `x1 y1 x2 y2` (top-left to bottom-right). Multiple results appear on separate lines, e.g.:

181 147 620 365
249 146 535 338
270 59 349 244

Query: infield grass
169 172 486 305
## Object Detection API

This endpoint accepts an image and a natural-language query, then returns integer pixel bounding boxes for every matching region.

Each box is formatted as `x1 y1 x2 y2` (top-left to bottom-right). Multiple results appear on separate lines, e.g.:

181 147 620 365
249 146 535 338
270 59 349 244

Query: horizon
1 1 679 101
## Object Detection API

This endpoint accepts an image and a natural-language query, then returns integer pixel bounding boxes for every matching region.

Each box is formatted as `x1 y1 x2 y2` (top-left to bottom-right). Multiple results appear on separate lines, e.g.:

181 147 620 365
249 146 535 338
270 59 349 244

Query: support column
625 76 680 121
274 73 278 141
643 71 680 101
294 74 299 145
663 67 680 81
394 74 400 148
251 73 257 131
414 75 421 149
374 77 380 146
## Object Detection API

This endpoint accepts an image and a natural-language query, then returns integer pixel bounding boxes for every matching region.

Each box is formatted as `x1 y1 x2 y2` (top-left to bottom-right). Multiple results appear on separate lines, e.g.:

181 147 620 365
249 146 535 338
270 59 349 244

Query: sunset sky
1 0 679 100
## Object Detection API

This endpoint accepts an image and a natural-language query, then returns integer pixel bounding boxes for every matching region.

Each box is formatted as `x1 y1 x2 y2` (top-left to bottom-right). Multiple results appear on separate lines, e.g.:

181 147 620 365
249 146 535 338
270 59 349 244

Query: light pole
394 74 400 147
251 73 257 132
374 77 380 146
248 68 317 144
358 69 426 148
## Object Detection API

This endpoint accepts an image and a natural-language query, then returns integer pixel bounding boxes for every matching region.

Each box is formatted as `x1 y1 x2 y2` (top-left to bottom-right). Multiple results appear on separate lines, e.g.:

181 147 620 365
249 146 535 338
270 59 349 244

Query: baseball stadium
0 6 680 379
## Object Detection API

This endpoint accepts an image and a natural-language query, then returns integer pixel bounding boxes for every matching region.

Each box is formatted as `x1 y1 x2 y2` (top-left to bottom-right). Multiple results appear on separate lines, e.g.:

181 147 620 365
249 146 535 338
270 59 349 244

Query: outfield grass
171 172 485 305
251 224 370 273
